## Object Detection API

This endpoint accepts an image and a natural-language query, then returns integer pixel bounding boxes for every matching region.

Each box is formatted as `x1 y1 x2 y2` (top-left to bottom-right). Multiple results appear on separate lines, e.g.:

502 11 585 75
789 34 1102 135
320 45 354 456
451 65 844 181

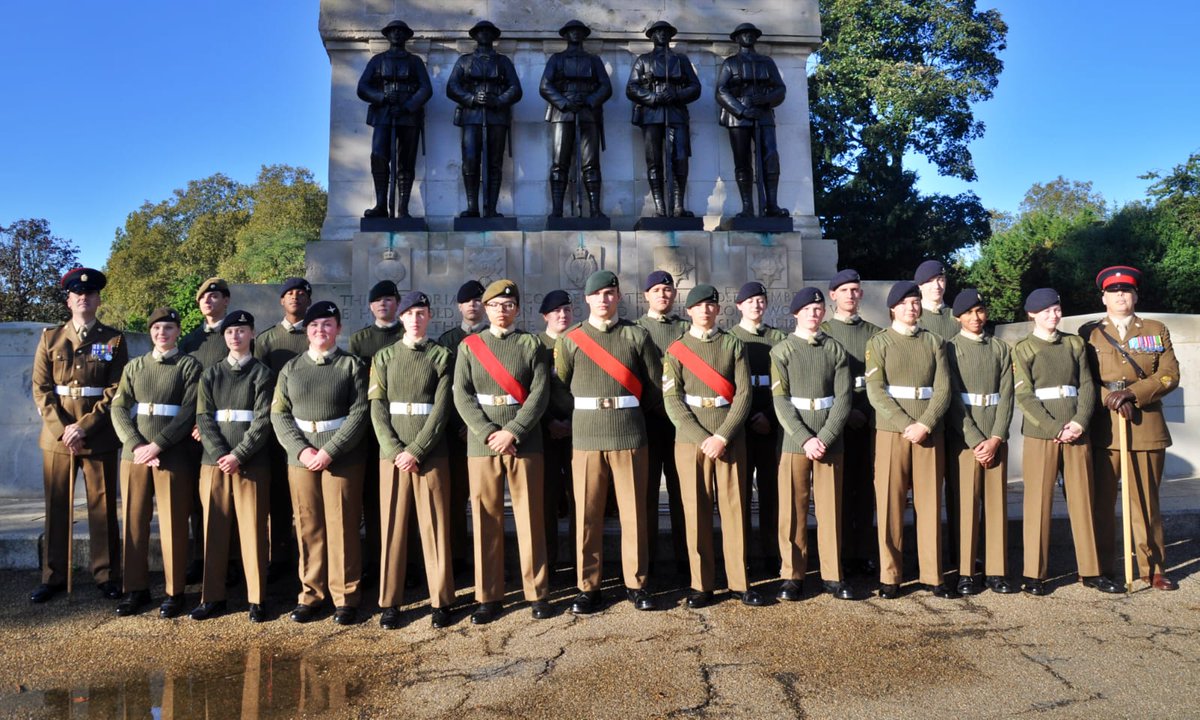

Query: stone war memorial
313 0 833 333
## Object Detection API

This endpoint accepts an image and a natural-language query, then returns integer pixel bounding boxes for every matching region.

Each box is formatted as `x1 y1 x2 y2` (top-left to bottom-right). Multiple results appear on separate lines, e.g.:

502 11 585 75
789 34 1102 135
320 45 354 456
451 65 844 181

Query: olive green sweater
369 339 452 462
918 305 960 340
540 332 572 422
453 330 549 457
179 323 229 368
663 329 751 444
821 315 882 414
255 322 309 376
270 349 369 466
730 323 788 416
1012 332 1095 439
111 352 202 459
349 323 404 361
195 357 274 466
946 333 1014 448
865 327 951 433
770 333 852 454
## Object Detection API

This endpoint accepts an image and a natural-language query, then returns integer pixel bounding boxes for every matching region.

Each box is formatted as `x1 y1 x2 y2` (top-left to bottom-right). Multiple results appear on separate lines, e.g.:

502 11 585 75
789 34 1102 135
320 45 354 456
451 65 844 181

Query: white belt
214 409 254 423
133 403 180 417
960 392 1001 408
476 393 520 406
55 385 105 398
790 396 835 411
854 376 866 390
1034 385 1078 400
885 385 934 400
294 416 346 433
575 396 640 410
389 401 433 416
685 394 731 409
750 375 771 387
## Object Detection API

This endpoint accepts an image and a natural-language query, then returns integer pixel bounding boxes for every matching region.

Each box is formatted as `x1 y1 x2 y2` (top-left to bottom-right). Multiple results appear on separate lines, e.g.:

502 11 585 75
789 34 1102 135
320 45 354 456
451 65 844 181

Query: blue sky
2 1 1197 270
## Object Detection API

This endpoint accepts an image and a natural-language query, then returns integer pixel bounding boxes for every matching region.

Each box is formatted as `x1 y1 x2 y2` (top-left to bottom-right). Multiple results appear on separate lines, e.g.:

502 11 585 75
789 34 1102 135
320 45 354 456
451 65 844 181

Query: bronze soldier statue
357 20 432 219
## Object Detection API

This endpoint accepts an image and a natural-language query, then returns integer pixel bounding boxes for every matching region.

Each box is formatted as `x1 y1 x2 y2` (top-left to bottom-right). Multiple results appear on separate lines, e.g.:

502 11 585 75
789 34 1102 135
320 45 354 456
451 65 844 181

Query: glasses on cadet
486 301 518 311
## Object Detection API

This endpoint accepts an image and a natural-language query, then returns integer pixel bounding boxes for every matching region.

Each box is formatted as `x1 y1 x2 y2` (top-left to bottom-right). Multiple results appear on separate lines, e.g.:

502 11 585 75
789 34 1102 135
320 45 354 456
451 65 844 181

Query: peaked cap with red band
1096 265 1140 292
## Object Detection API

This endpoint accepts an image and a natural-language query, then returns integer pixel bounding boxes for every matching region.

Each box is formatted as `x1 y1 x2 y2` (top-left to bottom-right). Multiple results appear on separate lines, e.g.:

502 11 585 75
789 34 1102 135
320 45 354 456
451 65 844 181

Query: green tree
0 218 80 323
219 166 325 283
1018 176 1107 219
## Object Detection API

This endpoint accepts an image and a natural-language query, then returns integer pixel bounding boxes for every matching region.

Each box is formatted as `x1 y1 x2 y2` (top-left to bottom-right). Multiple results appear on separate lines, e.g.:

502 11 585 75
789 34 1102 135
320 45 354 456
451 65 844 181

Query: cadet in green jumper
944 290 1017 595
538 289 575 570
1012 288 1122 596
771 287 853 601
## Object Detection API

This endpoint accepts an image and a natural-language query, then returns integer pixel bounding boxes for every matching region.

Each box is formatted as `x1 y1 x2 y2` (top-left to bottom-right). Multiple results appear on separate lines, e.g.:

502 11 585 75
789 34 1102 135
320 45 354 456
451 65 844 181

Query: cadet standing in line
271 301 370 625
819 269 881 575
664 285 765 607
539 289 575 569
370 291 457 629
554 270 662 614
1012 288 1122 595
191 310 274 622
454 280 552 623
1081 267 1179 591
865 281 956 599
348 280 405 586
730 281 787 573
254 277 312 581
944 290 1017 595
111 308 203 617
771 287 854 601
30 268 127 604
635 269 690 576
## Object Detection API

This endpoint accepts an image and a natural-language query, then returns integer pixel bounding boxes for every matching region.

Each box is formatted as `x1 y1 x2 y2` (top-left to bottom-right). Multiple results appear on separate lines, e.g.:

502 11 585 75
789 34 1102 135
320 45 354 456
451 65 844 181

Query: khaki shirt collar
891 320 919 337
226 353 254 369
689 326 719 341
281 319 304 332
588 316 616 332
1033 327 1059 343
152 347 179 362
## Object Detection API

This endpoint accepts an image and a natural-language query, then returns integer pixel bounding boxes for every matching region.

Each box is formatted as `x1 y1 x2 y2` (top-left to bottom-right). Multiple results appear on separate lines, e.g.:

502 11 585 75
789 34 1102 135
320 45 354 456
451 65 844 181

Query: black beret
643 270 674 291
585 270 620 295
828 268 861 291
645 20 678 38
219 310 254 333
539 289 572 314
280 277 312 297
559 19 591 38
1024 288 1061 314
790 287 825 313
147 307 181 327
398 291 430 315
469 20 501 40
60 268 106 294
456 280 485 303
1095 265 1141 292
735 281 767 304
951 289 984 318
886 281 921 308
685 284 720 308
381 20 414 39
913 260 945 285
304 300 341 325
368 280 400 302
482 279 520 305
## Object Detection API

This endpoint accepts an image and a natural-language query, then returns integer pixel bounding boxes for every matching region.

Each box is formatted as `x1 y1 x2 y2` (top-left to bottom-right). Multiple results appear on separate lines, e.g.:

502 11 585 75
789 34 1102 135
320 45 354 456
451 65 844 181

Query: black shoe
878 583 900 600
1022 578 1046 596
30 583 65 604
823 581 855 600
957 576 983 596
471 601 502 625
185 560 204 586
776 580 803 602
379 607 402 630
531 600 554 620
159 594 186 618
930 584 960 599
736 589 769 607
1081 575 1124 594
333 606 357 625
116 589 151 616
290 604 318 623
189 601 227 621
431 606 454 628
96 580 122 600
985 576 1019 594
571 591 603 615
248 604 267 623
686 590 713 609
627 588 657 611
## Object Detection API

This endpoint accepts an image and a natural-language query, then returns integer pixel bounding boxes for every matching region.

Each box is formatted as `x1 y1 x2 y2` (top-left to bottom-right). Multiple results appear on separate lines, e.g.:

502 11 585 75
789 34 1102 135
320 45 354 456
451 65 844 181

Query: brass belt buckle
492 395 507 406
702 398 716 409
598 397 614 410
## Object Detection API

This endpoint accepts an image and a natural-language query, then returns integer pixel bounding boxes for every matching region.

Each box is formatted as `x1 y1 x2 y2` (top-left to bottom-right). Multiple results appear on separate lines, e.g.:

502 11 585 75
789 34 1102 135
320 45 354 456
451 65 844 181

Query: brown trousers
1094 448 1167 579
199 460 269 603
1022 437 1100 579
378 456 455 608
778 451 844 582
676 436 750 593
41 450 120 586
948 441 1008 577
467 454 549 603
874 429 944 586
121 456 194 595
573 447 649 591
288 462 364 608
745 424 781 564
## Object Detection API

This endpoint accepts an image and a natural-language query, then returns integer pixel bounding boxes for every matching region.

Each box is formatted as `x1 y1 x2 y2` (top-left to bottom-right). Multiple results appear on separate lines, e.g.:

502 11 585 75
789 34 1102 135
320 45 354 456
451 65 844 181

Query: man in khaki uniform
1081 266 1179 591
30 268 128 603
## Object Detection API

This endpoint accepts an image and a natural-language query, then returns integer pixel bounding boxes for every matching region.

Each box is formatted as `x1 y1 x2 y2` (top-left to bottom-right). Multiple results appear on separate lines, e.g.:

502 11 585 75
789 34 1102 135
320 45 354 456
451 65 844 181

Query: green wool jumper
1012 332 1095 440
179 323 229 368
821 315 883 415
865 327 951 433
254 322 309 376
270 349 369 466
111 353 203 460
636 314 690 354
349 323 404 360
769 333 852 454
730 324 788 416
540 332 572 422
195 358 275 466
553 320 663 451
453 330 549 457
663 330 752 444
946 333 1014 448
918 306 960 341
369 339 452 462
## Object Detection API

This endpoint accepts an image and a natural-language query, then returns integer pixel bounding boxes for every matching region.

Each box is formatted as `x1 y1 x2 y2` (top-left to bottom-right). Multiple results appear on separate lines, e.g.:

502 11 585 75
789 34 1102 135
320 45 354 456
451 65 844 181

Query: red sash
667 339 735 403
567 326 643 400
462 334 528 404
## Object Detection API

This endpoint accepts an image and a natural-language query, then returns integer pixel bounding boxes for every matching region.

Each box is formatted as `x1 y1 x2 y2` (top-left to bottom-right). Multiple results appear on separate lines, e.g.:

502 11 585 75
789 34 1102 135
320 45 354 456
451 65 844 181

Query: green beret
147 307 181 327
584 270 620 296
686 284 720 308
